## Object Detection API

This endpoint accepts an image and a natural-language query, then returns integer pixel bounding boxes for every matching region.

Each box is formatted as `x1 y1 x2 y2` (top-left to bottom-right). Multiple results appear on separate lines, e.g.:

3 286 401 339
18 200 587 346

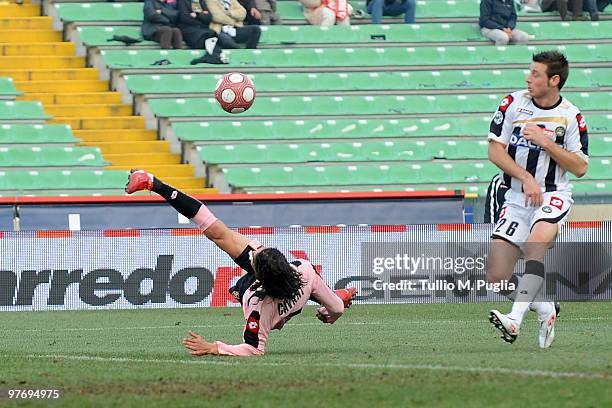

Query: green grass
1 303 610 407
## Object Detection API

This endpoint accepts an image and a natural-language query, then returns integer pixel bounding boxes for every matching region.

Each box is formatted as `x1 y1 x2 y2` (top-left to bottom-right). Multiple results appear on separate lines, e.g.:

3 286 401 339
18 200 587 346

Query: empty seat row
149 92 612 118
172 115 612 143
221 158 611 189
124 68 612 95
199 137 612 165
0 146 107 167
101 43 612 70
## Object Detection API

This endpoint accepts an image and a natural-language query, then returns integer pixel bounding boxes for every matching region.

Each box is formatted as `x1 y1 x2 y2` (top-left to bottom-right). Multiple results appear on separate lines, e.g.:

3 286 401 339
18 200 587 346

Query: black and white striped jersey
487 90 589 193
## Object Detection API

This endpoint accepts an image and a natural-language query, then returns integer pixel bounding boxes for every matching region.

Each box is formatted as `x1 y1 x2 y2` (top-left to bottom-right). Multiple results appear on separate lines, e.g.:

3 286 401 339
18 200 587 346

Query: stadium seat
0 77 21 99
172 114 611 143
148 92 612 118
0 124 79 145
0 146 108 167
123 68 612 95
75 22 612 49
221 161 498 188
0 101 50 122
0 169 129 192
100 43 612 70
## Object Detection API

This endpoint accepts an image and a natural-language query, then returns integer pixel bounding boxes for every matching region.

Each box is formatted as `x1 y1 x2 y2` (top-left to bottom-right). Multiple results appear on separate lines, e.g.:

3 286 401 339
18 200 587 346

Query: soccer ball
214 72 256 114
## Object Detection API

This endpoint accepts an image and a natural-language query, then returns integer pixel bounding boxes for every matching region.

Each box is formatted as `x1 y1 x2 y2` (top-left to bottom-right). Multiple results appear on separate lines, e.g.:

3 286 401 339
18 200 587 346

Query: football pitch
1 302 610 407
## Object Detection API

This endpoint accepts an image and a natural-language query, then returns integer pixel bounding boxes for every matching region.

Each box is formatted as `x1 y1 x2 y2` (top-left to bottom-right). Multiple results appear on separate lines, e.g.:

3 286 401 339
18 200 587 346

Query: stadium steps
75 129 158 142
87 140 171 154
15 80 109 93
0 42 76 56
0 29 62 43
19 91 122 105
0 4 211 195
0 68 99 81
44 104 133 117
105 163 195 177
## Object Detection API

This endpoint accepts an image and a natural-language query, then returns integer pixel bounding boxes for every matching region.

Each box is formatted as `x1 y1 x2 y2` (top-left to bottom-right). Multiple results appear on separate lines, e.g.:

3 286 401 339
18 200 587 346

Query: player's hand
522 175 542 207
317 308 338 324
523 124 552 149
251 8 262 20
182 331 219 356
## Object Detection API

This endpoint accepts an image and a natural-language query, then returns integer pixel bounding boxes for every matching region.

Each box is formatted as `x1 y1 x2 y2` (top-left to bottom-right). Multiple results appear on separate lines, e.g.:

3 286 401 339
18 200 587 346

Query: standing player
125 170 357 356
485 51 588 348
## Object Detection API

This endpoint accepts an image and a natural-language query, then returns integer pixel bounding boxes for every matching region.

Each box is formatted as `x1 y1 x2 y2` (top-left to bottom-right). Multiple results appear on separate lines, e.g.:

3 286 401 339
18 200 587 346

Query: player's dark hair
532 51 569 90
252 248 305 300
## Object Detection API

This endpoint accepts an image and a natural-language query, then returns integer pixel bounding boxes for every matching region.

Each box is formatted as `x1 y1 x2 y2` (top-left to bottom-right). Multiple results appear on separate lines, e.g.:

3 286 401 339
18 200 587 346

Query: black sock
152 178 201 219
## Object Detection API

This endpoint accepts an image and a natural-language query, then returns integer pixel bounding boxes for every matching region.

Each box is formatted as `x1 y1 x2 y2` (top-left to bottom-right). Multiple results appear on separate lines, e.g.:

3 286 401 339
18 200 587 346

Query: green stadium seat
0 101 50 122
0 124 79 145
0 146 108 167
148 92 612 119
0 169 128 192
221 161 498 188
75 22 612 48
173 115 611 144
53 1 611 23
0 77 22 99
570 181 610 194
124 68 612 95
579 158 611 180
240 183 490 195
100 43 612 70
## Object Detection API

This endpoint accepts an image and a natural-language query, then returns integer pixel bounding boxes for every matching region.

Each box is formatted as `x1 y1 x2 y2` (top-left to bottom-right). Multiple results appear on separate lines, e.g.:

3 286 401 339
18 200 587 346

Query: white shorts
491 190 573 245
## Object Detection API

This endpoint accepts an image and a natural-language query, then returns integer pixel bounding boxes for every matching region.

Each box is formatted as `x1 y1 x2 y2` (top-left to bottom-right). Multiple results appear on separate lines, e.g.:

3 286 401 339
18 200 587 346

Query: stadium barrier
1 222 609 311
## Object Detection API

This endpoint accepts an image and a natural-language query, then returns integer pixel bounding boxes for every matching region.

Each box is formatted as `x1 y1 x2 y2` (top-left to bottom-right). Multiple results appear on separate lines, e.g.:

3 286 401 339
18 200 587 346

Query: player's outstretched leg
125 170 210 227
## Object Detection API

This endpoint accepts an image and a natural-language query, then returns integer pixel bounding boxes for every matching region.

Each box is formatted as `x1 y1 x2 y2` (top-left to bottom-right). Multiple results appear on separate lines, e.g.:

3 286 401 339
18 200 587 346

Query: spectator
366 0 416 24
238 0 261 24
177 0 225 63
479 0 529 46
300 0 353 26
539 0 572 20
142 0 183 49
205 0 262 49
568 0 600 20
541 0 598 20
253 0 282 25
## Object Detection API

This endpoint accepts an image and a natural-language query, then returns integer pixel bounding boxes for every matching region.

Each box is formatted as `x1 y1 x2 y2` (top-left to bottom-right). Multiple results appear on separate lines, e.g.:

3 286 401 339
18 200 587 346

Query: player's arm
523 123 588 178
183 308 269 357
311 275 349 324
487 95 542 207
488 141 542 207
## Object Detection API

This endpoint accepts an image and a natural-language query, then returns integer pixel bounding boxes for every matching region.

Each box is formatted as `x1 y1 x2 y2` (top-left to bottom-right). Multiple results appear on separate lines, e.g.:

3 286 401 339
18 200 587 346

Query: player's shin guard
507 260 545 325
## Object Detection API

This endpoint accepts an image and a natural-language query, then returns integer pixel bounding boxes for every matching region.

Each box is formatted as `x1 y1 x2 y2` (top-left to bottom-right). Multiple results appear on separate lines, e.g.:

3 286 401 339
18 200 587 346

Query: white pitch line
15 354 612 381
4 316 609 333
